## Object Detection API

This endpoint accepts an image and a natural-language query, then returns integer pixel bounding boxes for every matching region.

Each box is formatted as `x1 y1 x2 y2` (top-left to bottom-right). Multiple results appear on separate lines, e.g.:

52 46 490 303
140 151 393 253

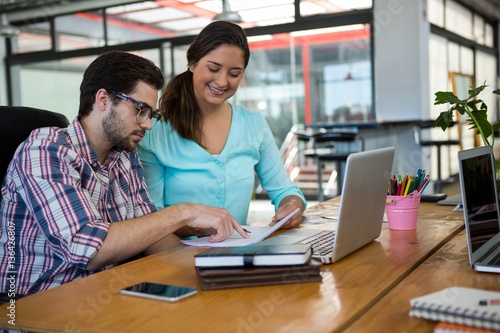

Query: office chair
0 106 70 201
0 106 69 304
304 129 364 201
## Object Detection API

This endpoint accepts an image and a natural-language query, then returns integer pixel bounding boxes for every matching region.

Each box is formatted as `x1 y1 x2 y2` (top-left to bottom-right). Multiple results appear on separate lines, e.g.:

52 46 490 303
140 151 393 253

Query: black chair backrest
0 106 70 200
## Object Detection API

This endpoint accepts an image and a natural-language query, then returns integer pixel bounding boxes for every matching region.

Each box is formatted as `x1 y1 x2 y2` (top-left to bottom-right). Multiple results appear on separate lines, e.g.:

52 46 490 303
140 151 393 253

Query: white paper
181 208 300 247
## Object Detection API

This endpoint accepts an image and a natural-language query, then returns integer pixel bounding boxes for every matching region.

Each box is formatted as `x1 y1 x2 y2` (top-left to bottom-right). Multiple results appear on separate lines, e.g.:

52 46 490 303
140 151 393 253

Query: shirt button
217 178 222 183
217 195 222 199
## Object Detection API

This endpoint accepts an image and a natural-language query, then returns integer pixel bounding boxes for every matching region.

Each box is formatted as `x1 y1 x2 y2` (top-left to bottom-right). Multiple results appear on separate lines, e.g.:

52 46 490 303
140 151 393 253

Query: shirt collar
68 117 127 170
67 117 101 168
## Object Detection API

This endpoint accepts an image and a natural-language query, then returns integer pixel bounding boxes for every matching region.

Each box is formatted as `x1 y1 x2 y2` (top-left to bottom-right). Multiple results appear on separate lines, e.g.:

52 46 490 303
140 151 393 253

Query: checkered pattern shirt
0 118 156 295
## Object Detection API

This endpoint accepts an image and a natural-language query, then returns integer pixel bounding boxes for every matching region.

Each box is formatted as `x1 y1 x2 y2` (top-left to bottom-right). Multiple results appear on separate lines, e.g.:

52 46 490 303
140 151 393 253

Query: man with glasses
0 50 247 297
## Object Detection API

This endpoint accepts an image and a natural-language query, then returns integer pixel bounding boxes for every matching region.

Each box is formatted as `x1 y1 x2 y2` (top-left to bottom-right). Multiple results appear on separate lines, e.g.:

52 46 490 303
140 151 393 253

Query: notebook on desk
260 146 395 265
458 146 500 273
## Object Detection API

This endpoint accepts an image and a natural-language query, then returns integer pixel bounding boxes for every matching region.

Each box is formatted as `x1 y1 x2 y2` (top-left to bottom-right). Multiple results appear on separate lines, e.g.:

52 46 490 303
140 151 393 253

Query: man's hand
184 204 249 242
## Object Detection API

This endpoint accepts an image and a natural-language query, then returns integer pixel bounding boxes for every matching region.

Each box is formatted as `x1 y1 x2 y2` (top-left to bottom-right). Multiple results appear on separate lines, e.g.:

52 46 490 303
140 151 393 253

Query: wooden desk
343 230 500 333
0 201 464 333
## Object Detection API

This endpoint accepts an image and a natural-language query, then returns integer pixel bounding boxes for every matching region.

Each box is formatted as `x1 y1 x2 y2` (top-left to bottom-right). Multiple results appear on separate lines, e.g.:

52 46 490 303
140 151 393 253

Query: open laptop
260 146 395 264
458 145 500 273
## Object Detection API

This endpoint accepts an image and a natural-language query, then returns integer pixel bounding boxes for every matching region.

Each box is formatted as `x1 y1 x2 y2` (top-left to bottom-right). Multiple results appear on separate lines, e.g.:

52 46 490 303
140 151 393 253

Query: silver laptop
458 145 500 273
260 146 395 264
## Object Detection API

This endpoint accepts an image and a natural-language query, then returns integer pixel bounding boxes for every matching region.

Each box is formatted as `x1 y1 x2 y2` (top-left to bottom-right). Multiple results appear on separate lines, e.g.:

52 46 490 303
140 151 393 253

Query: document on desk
181 208 300 247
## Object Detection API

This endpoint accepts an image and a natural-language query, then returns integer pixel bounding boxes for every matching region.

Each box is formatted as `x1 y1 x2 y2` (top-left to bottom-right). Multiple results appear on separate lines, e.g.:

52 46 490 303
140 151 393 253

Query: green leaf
453 104 466 115
433 112 455 131
433 81 496 149
471 110 493 139
468 83 487 98
434 91 460 105
480 101 487 112
466 102 477 112
466 99 485 113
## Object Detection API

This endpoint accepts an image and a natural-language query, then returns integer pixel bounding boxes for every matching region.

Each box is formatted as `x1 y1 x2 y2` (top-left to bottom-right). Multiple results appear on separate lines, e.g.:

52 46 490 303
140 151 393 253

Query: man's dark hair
78 50 164 117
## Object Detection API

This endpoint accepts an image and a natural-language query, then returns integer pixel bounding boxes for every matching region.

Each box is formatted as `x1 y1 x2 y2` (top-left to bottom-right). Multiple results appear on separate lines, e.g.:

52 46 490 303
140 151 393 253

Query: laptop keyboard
487 242 500 266
298 230 335 256
491 252 500 265
480 241 500 266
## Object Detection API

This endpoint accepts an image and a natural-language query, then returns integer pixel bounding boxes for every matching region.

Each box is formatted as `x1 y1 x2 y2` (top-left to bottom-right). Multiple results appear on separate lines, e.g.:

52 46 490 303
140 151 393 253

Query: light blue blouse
137 104 306 224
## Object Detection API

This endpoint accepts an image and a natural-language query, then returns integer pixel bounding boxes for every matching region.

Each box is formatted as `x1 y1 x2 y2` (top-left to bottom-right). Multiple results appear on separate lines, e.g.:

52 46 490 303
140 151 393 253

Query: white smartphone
120 282 198 302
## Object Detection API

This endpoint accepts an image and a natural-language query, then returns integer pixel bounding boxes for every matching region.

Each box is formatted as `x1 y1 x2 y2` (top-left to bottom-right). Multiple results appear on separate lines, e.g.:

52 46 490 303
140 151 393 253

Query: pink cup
386 190 421 230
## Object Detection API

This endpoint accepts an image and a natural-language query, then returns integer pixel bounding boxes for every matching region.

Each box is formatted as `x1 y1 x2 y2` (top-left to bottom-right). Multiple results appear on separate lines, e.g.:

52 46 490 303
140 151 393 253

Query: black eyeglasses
109 90 161 125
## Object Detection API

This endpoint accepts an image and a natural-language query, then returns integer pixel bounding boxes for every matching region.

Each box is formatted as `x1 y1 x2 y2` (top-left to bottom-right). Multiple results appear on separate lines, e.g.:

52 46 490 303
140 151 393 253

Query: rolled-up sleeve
253 114 307 210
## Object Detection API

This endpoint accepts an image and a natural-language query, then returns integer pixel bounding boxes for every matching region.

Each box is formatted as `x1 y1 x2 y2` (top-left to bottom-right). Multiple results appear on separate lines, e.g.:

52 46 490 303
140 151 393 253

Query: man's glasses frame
109 90 161 124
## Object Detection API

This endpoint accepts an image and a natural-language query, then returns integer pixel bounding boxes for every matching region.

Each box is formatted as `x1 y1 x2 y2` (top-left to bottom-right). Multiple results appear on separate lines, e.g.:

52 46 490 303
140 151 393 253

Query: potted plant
433 81 500 176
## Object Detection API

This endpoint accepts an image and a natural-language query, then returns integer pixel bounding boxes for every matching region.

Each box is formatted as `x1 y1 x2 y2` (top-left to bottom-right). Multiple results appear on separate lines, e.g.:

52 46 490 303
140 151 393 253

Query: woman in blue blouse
137 21 306 227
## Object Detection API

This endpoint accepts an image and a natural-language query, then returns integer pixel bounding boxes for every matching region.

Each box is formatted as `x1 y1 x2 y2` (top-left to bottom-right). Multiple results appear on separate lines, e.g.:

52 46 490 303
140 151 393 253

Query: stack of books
194 244 322 290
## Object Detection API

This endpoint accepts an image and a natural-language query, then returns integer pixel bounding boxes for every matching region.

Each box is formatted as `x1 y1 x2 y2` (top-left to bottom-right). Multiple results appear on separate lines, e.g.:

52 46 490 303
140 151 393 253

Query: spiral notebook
410 287 500 330
434 321 500 333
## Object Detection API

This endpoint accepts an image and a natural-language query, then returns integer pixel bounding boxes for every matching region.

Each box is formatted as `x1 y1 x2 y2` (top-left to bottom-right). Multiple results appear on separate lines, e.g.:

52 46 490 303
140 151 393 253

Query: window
233 24 372 146
15 49 163 121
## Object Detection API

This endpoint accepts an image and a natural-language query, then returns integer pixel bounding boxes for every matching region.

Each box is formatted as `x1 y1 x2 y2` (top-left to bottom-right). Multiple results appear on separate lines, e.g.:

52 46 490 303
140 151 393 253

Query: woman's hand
270 195 304 229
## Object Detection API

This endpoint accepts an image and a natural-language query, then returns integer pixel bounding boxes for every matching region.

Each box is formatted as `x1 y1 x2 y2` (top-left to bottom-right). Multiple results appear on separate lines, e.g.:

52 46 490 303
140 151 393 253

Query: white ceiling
0 1 368 39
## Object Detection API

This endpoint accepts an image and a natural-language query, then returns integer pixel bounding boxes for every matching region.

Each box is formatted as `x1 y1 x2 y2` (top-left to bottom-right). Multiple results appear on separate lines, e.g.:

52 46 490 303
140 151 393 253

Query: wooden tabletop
0 200 464 333
343 230 500 332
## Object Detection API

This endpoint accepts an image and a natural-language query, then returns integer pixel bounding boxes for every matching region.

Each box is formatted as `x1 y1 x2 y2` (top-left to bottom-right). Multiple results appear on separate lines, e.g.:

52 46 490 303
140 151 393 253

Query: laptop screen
460 147 500 252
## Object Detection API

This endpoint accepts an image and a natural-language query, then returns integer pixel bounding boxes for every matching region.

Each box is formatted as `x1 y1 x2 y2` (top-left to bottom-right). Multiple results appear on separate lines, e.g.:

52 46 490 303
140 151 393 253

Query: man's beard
102 106 144 152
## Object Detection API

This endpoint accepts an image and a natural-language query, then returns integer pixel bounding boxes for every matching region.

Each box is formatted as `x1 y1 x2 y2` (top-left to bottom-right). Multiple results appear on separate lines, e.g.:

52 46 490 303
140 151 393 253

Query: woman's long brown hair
160 21 250 146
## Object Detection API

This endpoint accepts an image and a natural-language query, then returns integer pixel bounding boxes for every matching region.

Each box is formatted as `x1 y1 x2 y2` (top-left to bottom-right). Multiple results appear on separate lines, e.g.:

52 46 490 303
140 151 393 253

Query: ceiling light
290 24 365 37
213 0 243 23
0 14 20 37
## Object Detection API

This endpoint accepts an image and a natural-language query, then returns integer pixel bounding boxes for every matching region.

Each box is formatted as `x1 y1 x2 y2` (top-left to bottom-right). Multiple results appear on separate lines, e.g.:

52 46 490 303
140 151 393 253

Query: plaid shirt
0 118 156 295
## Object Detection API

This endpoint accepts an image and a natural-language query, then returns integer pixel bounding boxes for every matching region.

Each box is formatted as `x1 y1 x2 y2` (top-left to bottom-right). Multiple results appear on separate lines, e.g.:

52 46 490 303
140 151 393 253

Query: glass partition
15 49 164 121
234 24 372 146
55 11 106 51
15 20 51 53
17 57 91 120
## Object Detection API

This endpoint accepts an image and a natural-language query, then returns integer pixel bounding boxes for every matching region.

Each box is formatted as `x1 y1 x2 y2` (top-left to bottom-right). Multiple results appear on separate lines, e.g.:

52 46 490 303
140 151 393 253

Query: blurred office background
0 0 499 203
